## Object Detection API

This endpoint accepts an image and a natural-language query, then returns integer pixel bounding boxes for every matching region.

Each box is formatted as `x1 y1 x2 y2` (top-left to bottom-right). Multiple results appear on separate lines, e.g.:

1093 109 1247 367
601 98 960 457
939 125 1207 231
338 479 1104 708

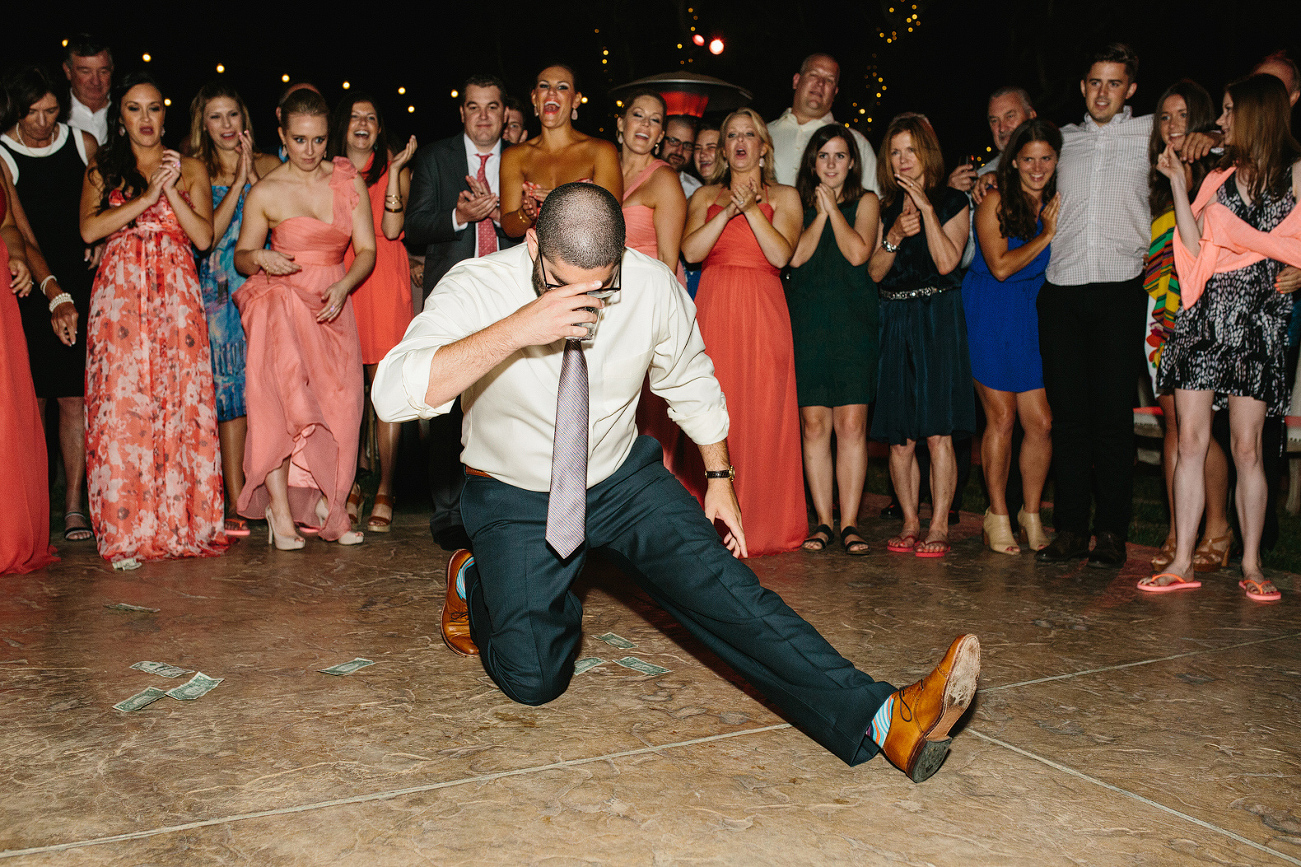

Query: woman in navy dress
961 119 1060 555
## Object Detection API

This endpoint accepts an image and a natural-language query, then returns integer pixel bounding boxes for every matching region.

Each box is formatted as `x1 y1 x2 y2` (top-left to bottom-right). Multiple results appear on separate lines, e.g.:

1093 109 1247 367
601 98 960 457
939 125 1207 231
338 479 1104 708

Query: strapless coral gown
346 155 412 364
85 190 227 564
624 160 690 478
685 202 806 556
0 193 57 574
234 158 364 541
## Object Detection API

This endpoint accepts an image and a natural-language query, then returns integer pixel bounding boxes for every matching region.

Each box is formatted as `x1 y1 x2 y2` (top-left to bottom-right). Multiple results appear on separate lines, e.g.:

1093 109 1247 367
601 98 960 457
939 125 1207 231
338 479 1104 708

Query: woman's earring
118 124 126 136
571 108 578 121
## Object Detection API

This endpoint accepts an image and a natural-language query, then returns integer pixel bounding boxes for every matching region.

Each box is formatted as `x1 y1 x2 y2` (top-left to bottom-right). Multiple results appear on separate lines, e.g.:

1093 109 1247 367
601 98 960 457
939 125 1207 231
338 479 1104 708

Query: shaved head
535 183 626 269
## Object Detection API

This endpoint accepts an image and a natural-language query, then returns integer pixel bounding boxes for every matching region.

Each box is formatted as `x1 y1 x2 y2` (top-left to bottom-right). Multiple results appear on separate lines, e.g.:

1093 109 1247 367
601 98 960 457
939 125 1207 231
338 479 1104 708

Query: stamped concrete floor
2 496 1299 866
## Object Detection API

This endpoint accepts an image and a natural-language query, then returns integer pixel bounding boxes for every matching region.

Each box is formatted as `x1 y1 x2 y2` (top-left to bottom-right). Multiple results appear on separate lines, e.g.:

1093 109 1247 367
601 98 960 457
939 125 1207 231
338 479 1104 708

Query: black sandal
840 525 870 556
802 524 834 552
63 510 95 542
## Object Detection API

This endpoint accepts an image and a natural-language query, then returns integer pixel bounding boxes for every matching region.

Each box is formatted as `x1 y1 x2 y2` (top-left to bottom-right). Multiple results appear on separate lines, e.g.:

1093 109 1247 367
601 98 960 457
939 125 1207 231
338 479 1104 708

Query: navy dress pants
459 436 896 766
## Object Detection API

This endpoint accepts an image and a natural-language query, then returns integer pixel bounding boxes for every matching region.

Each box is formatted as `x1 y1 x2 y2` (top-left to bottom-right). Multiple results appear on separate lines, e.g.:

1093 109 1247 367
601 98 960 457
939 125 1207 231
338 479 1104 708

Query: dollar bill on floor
318 658 375 676
131 661 193 678
105 603 160 613
594 632 635 649
113 687 167 712
165 672 223 701
615 656 670 676
574 657 605 675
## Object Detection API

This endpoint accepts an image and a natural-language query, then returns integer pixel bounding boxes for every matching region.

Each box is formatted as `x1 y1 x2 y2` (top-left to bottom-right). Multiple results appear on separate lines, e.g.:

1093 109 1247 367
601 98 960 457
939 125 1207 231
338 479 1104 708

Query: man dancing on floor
372 183 979 782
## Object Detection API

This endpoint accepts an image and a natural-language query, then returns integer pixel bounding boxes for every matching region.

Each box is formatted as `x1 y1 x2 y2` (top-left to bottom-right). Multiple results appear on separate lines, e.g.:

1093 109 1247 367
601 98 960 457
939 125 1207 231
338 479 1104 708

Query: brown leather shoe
881 634 980 782
442 549 479 656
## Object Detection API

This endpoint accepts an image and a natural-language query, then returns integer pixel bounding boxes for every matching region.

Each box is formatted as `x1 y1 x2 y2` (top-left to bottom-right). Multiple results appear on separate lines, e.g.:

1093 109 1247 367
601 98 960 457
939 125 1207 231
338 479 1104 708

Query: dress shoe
881 634 981 783
442 549 479 656
1035 530 1089 563
1087 531 1127 569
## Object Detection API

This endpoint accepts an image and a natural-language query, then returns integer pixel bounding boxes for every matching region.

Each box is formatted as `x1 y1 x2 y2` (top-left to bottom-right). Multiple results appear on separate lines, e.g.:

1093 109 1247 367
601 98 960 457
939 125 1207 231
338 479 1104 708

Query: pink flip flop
887 534 919 554
914 540 950 559
1137 572 1202 593
1239 577 1281 602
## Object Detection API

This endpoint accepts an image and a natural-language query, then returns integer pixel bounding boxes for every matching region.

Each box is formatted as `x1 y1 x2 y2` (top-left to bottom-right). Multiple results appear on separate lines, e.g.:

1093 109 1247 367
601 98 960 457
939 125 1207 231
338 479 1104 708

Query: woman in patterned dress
79 73 226 568
1142 74 1301 601
185 81 281 537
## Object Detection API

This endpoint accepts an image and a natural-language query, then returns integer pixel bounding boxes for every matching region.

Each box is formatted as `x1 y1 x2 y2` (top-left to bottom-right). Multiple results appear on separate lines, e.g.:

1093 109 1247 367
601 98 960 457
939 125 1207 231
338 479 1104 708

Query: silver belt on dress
879 285 952 301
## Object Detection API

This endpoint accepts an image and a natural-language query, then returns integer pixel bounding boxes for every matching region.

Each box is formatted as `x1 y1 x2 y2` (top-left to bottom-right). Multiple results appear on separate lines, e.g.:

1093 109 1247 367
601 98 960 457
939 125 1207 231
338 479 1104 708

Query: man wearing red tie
375 183 981 783
406 74 518 550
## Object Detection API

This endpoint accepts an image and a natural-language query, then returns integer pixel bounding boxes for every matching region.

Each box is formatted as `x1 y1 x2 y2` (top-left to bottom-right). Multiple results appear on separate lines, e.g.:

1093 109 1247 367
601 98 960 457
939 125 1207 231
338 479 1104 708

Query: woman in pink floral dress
79 73 226 568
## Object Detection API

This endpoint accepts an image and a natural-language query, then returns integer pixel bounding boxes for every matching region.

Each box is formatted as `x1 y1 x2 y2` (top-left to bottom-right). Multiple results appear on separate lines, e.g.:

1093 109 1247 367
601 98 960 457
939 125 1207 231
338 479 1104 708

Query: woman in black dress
867 113 973 559
1 66 99 542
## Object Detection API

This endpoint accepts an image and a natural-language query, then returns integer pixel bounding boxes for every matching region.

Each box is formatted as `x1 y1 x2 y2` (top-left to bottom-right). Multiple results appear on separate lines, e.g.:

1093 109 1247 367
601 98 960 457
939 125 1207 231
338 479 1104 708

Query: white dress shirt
1045 107 1153 286
373 245 729 492
680 171 702 199
451 136 503 258
767 109 878 193
68 94 108 145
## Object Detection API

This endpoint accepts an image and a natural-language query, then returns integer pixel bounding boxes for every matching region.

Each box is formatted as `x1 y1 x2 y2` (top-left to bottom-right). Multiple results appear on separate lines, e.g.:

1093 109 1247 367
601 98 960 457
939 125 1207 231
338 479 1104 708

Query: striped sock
869 694 895 748
455 556 474 601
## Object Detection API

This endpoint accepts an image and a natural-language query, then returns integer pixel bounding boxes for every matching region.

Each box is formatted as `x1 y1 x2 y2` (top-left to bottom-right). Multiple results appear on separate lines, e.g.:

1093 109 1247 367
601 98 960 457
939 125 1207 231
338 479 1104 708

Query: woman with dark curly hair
78 72 223 568
961 118 1060 555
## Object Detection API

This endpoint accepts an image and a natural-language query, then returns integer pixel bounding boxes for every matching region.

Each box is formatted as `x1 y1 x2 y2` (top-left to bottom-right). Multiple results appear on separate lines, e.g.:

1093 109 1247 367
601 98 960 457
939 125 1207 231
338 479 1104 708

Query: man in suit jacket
406 74 517 550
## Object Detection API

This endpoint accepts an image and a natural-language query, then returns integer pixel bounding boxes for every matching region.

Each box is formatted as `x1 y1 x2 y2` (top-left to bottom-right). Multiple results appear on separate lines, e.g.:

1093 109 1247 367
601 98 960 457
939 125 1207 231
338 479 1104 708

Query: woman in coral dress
616 90 690 477
681 108 806 556
233 89 375 549
331 92 417 533
79 73 225 568
1 169 57 574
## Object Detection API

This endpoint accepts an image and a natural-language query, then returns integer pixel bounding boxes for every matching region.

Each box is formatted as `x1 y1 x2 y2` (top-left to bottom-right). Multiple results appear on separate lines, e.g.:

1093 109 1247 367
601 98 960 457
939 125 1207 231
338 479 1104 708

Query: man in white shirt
62 35 112 145
373 183 981 783
406 74 515 551
1035 44 1152 568
768 54 876 192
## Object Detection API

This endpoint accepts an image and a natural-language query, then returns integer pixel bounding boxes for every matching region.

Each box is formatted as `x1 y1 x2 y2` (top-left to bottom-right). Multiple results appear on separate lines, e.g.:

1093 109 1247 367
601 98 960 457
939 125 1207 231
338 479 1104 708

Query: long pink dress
0 194 57 574
684 202 806 556
234 158 364 541
85 190 228 564
624 160 690 477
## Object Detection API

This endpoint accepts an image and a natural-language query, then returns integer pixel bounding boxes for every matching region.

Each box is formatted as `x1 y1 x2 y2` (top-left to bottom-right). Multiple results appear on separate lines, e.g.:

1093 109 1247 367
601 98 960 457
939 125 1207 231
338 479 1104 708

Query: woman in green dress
787 126 880 554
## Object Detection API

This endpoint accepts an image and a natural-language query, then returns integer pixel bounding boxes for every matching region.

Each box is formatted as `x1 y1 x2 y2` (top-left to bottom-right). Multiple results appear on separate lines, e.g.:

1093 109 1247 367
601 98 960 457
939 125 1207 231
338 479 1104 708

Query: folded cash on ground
113 687 167 712
105 603 160 613
574 657 605 675
318 658 375 676
615 656 670 676
165 672 223 700
131 661 193 678
595 632 635 649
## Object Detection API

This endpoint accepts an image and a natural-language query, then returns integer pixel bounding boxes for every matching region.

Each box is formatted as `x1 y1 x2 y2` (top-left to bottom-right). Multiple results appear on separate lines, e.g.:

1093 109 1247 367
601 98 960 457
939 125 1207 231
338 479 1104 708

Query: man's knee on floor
493 661 572 706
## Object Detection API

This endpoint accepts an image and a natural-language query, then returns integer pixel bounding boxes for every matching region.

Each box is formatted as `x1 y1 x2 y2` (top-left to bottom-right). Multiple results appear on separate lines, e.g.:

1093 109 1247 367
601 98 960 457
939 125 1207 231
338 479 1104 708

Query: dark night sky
7 1 1299 167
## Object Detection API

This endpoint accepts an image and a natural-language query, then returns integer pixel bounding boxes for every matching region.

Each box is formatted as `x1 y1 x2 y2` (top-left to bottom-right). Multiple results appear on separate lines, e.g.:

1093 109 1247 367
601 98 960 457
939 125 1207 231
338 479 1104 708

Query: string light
142 53 151 62
398 86 406 95
342 81 350 90
282 74 290 82
163 98 171 106
61 39 68 47
216 64 225 73
708 37 724 54
450 89 459 98
407 105 415 113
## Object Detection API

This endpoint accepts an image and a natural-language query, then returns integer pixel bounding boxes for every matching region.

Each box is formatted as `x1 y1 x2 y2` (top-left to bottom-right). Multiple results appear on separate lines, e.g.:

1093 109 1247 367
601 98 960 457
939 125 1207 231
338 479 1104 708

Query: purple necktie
546 339 588 558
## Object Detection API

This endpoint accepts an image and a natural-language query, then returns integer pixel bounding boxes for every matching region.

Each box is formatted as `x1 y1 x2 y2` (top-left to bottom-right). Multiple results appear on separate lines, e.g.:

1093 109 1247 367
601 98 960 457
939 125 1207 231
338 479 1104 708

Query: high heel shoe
1150 537 1177 570
983 510 1020 555
1192 530 1233 573
266 507 305 551
336 529 364 546
1017 508 1051 552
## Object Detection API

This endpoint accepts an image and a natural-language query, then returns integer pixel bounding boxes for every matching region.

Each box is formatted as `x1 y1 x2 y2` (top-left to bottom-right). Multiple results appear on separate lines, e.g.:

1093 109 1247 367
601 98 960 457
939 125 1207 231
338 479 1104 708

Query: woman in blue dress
184 82 281 536
961 118 1060 555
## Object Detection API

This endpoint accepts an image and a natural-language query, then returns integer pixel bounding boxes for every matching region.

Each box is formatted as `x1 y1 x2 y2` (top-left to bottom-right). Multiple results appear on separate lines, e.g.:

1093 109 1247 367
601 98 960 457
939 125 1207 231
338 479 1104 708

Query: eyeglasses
539 256 622 298
662 136 695 152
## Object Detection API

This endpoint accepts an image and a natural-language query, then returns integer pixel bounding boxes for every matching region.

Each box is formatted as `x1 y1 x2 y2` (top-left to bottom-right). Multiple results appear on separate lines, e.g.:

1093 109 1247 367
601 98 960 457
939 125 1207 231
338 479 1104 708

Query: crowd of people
2 37 1300 606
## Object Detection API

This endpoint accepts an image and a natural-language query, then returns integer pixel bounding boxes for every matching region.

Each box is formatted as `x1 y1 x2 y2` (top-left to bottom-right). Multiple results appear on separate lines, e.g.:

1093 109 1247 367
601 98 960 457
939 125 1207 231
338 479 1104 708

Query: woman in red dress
234 88 375 549
331 92 416 532
79 73 225 568
681 108 806 555
0 166 57 574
